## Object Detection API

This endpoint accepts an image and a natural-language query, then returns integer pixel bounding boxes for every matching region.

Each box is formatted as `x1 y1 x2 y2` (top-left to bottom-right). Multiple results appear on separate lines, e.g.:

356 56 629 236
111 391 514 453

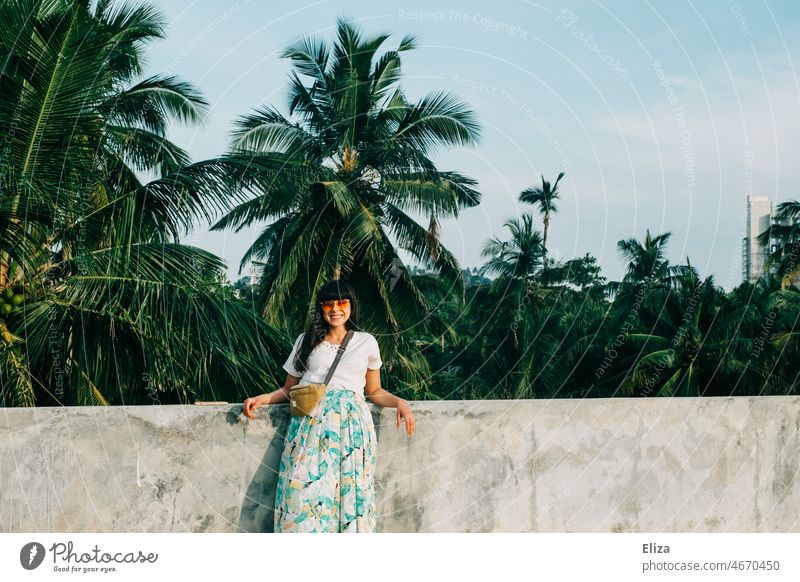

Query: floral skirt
274 387 377 533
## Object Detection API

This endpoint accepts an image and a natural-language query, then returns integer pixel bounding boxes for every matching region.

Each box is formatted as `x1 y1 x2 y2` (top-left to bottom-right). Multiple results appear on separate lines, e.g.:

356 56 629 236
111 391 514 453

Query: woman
242 279 415 533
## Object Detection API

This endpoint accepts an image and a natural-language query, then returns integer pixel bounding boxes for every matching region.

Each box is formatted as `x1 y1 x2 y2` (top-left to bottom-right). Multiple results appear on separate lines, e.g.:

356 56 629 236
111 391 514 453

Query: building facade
742 194 772 284
742 193 800 285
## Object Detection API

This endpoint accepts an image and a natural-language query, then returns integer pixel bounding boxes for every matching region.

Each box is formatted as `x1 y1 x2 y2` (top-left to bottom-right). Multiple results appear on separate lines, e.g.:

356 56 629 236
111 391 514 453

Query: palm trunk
425 214 440 262
542 214 549 267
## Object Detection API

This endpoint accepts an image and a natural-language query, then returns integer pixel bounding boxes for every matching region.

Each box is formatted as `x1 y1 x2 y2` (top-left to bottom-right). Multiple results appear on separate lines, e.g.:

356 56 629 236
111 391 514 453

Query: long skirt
274 386 377 532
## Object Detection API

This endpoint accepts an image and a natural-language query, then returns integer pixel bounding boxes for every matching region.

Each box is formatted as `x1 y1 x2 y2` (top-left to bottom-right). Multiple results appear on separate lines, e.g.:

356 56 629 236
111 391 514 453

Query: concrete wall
1 396 799 532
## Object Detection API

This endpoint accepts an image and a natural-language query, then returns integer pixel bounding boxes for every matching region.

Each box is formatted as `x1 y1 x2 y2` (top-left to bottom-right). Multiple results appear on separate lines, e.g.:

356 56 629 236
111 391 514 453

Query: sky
140 0 800 291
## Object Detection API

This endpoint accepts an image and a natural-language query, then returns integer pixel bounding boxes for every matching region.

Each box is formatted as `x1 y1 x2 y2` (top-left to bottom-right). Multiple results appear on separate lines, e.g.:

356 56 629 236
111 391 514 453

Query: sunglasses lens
321 299 349 312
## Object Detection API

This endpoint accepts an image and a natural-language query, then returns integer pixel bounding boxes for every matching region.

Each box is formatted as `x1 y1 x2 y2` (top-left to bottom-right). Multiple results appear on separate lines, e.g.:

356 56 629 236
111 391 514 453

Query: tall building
742 194 800 285
742 194 772 284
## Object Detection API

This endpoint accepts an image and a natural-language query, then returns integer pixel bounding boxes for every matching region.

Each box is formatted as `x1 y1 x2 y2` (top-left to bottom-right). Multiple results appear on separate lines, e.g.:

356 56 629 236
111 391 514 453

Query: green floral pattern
274 387 377 532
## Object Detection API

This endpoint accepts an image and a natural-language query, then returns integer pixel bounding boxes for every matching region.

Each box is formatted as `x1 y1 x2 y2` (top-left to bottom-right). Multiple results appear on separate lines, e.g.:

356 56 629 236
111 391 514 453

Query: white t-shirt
282 331 382 394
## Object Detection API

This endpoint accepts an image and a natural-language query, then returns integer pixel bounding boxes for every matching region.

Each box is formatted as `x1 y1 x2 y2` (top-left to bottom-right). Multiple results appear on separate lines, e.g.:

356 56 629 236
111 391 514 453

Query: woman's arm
242 374 301 419
364 368 415 436
264 373 302 404
364 368 399 407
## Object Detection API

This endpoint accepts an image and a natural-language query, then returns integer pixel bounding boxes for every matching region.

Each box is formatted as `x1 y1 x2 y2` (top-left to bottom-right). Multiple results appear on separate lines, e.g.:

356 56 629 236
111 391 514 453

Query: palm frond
392 91 481 152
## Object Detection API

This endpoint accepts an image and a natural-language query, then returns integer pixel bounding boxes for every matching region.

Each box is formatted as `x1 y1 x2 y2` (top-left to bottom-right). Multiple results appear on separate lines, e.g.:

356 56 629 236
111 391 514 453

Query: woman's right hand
242 394 268 419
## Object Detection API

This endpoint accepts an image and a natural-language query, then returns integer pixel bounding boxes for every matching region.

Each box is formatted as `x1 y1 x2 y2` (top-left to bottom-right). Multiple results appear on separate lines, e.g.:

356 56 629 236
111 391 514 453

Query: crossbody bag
288 328 354 417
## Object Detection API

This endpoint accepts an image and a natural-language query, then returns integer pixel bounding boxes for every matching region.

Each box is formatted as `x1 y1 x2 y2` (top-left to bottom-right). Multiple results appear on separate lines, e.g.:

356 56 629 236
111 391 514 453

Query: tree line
1 0 797 406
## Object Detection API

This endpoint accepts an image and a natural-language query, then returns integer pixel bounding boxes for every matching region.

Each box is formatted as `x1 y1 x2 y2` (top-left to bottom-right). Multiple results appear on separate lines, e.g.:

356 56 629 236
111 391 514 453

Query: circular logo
20 542 46 570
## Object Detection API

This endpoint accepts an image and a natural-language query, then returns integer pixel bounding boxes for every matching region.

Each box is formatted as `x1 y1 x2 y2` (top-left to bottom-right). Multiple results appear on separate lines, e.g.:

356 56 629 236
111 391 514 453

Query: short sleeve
282 333 304 378
367 335 382 370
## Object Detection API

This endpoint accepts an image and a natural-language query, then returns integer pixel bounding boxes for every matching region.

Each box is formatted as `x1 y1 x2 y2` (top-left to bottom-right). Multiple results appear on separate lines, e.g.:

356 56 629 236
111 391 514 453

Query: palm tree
719 276 796 395
618 269 781 397
616 271 708 396
767 284 800 369
212 17 482 365
519 171 565 268
480 213 545 293
0 0 287 406
477 213 549 393
605 229 692 300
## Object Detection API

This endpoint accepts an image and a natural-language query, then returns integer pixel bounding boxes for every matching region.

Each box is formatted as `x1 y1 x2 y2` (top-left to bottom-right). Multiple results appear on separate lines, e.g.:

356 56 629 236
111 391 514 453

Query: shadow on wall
234 405 385 533
236 405 285 533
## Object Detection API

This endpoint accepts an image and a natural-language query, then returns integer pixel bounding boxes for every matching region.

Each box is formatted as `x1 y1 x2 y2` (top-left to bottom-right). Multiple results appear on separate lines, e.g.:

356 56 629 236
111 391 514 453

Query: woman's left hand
396 398 415 436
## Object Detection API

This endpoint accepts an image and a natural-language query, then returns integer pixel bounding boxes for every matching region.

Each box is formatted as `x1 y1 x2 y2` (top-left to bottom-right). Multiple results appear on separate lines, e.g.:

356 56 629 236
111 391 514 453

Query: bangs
319 288 353 302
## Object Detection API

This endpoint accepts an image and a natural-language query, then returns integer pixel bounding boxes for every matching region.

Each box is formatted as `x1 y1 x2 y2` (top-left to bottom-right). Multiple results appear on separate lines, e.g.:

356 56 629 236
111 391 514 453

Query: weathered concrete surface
1 396 799 532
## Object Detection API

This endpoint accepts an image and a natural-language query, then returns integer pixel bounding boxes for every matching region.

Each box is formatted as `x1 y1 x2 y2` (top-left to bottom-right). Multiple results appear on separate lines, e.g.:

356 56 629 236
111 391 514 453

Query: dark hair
293 279 359 374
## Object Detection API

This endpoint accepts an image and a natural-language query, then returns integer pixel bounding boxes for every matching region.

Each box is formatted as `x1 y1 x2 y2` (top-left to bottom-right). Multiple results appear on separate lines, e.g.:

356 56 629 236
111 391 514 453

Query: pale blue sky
142 0 800 290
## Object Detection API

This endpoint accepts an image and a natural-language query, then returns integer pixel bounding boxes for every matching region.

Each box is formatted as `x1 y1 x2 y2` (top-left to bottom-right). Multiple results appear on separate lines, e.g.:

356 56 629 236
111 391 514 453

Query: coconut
0 303 11 315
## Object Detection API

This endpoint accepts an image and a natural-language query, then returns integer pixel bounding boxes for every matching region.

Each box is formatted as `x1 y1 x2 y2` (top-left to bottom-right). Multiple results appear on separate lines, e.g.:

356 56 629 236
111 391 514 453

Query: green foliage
420 228 800 400
0 0 288 406
2 2 796 406
212 16 482 396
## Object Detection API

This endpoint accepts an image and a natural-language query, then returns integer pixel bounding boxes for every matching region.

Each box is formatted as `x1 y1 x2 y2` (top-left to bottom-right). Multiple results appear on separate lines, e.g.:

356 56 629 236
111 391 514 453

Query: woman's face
321 298 351 330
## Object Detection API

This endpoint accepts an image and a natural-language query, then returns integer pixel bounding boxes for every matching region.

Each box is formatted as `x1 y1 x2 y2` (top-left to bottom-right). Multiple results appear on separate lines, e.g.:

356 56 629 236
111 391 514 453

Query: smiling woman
242 278 415 533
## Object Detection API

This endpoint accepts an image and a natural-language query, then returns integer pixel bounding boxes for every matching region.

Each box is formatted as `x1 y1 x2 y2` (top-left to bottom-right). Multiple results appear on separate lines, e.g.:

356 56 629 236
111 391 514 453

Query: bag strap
323 328 354 385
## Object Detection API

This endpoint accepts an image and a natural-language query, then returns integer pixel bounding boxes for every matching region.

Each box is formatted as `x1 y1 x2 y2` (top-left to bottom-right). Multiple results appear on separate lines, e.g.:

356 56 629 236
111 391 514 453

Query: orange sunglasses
320 298 350 312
